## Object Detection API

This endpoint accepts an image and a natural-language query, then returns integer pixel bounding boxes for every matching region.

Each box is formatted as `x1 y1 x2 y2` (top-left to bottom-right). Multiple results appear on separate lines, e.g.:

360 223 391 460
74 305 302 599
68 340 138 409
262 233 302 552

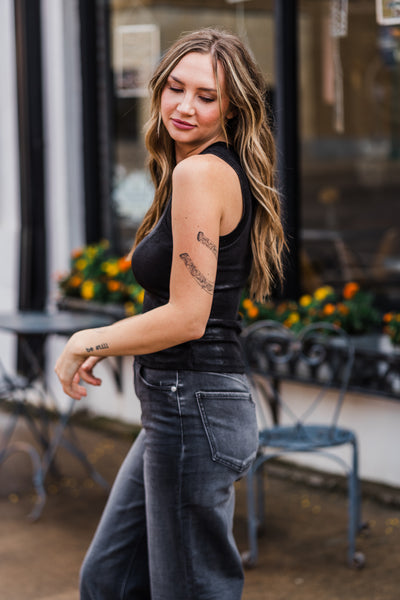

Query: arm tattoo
95 343 109 351
179 253 214 295
197 231 217 258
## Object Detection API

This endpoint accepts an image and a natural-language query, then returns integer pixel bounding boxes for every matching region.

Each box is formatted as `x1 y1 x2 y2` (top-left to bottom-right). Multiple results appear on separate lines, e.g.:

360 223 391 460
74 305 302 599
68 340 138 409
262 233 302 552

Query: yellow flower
81 280 95 300
75 258 87 271
124 302 136 316
314 286 334 302
86 245 98 259
102 261 119 277
136 289 145 304
284 312 300 327
299 294 312 307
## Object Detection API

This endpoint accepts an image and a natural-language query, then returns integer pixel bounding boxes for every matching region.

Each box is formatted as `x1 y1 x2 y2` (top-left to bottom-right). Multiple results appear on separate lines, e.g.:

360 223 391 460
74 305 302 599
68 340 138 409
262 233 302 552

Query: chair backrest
241 320 355 432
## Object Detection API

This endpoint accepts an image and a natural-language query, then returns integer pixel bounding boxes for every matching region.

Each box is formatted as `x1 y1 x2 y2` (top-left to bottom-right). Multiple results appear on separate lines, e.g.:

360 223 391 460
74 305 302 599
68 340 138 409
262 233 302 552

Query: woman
55 28 285 600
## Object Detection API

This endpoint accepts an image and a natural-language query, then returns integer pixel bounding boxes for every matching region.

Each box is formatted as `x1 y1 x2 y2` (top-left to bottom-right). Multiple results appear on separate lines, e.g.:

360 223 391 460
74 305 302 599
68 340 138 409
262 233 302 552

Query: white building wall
40 0 141 424
0 0 20 371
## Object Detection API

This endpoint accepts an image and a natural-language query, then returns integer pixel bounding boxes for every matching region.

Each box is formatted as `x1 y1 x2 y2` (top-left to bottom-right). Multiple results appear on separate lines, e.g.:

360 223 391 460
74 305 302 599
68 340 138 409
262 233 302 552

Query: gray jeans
80 363 258 600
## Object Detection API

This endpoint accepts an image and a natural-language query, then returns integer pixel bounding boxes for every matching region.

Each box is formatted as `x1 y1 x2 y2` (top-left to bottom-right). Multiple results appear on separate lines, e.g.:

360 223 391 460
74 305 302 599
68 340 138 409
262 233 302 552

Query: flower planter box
57 297 126 320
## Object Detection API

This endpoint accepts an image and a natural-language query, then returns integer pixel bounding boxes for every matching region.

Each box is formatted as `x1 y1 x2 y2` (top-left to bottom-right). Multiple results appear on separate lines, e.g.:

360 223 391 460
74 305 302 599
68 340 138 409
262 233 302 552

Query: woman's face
160 52 233 160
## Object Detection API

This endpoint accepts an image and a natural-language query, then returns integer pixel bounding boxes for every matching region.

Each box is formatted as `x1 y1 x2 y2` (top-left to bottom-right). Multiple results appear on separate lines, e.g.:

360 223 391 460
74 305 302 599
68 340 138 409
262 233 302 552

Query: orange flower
242 298 253 310
118 257 131 272
247 305 259 319
107 280 120 292
323 303 336 316
69 275 83 288
343 282 360 300
71 247 83 259
383 312 393 323
337 302 349 315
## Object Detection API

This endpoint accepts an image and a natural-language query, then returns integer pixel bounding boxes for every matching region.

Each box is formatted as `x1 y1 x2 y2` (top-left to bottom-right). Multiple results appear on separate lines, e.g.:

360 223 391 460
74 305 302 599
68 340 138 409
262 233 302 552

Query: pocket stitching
195 390 257 473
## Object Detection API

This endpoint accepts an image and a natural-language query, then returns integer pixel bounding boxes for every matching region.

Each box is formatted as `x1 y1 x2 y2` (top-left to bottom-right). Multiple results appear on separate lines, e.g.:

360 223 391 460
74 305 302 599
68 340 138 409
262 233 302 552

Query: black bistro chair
241 320 366 568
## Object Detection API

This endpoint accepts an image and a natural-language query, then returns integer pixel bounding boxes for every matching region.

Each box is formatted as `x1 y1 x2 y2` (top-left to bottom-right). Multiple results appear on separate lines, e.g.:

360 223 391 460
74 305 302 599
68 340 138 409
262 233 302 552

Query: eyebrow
169 74 217 94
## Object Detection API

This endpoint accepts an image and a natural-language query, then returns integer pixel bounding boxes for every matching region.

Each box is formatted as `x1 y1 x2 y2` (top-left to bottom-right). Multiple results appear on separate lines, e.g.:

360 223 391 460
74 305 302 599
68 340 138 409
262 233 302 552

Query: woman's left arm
55 154 232 400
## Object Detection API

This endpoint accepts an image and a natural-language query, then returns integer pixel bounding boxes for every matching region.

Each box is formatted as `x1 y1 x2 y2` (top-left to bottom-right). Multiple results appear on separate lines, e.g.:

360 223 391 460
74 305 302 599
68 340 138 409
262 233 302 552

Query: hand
77 355 104 387
54 333 101 400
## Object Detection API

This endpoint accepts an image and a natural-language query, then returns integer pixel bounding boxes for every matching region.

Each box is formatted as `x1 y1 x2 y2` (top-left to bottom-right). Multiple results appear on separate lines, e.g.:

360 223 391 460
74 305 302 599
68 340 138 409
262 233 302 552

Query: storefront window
109 0 275 252
299 0 400 307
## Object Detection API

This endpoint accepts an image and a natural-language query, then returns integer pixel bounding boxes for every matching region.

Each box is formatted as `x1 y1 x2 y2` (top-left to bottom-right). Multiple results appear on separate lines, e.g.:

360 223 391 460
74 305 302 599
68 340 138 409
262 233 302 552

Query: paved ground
1 411 399 600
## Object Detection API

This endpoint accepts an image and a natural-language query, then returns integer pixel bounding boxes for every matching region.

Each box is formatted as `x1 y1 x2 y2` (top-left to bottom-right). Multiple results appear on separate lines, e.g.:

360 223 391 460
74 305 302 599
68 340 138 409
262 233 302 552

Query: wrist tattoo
197 231 217 258
86 347 94 353
95 343 109 351
179 252 214 295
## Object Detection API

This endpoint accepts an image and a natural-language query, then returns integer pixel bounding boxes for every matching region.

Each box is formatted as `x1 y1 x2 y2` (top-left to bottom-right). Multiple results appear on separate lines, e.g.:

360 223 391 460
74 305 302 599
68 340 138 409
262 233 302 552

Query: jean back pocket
195 390 258 474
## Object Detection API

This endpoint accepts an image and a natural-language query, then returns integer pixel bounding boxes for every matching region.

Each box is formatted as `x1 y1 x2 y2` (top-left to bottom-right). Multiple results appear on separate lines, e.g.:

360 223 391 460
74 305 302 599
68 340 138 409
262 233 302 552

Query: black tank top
131 141 254 372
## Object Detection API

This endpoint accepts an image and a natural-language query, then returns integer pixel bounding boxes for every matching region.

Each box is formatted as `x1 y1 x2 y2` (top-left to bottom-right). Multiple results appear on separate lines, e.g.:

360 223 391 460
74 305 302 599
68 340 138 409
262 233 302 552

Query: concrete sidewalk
0 412 399 600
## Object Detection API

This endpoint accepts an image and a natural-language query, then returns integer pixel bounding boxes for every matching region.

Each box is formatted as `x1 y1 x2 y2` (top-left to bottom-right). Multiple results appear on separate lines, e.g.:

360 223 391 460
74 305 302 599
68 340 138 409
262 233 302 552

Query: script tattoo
179 253 214 295
197 231 217 258
95 343 109 351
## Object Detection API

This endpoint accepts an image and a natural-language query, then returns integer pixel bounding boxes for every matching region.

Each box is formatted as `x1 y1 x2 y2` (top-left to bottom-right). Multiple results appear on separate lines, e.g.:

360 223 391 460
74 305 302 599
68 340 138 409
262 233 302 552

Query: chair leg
347 439 365 568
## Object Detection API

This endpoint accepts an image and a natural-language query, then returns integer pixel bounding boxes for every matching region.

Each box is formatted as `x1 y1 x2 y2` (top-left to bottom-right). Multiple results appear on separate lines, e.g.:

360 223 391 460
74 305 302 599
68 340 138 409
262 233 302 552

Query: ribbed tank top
131 141 254 372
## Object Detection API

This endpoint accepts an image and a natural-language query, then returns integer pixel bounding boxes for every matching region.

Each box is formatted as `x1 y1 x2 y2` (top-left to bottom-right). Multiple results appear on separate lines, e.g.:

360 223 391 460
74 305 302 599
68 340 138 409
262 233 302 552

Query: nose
177 94 195 116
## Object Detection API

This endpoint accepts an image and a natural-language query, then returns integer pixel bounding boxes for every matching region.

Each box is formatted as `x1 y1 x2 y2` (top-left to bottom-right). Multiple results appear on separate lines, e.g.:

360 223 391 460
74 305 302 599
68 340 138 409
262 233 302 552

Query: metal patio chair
0 359 46 519
241 320 366 568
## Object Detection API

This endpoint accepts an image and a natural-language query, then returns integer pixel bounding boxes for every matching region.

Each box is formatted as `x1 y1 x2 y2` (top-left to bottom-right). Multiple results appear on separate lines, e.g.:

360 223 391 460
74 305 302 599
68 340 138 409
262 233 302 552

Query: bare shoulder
172 153 238 190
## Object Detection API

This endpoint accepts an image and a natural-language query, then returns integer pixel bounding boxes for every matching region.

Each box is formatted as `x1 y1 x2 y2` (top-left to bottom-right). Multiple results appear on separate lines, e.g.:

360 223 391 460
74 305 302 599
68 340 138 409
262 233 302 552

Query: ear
226 107 236 120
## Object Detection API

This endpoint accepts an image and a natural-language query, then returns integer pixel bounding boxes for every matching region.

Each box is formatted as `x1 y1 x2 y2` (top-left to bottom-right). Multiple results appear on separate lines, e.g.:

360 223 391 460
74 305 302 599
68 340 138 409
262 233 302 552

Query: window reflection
299 0 400 307
110 0 275 252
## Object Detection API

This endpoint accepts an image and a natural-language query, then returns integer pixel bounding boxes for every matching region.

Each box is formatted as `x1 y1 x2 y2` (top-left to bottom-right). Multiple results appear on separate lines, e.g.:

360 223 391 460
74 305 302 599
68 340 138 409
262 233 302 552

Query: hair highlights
134 28 286 301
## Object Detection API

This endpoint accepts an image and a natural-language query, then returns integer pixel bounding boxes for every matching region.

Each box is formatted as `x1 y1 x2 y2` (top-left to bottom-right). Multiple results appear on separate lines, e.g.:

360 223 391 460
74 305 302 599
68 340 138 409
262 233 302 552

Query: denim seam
175 373 194 600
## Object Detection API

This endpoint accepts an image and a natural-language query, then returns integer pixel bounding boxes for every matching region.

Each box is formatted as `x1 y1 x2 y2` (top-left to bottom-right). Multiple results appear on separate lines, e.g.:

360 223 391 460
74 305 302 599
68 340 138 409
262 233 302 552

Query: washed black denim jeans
80 363 258 600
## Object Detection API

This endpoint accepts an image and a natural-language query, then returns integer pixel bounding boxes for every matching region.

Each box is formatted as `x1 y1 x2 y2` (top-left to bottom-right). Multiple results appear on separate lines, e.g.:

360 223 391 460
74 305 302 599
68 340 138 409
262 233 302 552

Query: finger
79 371 102 386
62 381 87 400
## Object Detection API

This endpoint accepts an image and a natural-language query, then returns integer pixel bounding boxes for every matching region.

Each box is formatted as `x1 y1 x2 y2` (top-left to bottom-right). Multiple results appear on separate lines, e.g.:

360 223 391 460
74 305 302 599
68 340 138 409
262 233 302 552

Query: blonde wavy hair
134 28 286 301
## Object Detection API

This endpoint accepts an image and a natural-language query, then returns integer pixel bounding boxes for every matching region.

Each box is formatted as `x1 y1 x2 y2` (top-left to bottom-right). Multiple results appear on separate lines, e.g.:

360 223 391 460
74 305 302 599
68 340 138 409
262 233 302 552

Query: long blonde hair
134 28 286 301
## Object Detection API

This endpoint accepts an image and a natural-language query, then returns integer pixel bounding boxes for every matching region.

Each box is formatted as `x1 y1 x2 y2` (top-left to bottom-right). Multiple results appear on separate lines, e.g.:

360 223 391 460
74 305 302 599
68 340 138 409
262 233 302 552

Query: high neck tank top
131 141 254 372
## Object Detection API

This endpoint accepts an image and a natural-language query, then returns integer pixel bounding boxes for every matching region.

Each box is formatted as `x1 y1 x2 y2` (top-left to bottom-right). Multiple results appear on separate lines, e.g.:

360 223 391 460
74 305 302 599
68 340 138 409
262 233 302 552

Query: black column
79 0 116 248
14 0 47 311
274 0 300 299
14 0 46 373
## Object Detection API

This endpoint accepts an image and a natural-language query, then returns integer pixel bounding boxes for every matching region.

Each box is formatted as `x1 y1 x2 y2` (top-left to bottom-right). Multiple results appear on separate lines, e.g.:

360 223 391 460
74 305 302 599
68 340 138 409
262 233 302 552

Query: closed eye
169 86 183 93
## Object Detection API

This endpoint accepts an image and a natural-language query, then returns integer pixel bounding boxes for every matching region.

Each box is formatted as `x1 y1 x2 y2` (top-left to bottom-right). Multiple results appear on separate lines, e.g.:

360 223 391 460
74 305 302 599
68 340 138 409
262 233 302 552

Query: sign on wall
376 0 400 25
114 24 160 97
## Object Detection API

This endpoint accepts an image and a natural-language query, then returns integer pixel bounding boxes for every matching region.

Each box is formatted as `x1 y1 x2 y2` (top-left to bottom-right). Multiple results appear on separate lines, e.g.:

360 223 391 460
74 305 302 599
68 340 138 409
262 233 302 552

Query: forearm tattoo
179 253 214 295
85 342 109 353
197 231 217 259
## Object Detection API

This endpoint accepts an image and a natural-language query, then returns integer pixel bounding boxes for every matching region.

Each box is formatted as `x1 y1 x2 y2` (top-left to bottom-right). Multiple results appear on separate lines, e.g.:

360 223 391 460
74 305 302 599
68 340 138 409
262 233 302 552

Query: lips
171 118 196 130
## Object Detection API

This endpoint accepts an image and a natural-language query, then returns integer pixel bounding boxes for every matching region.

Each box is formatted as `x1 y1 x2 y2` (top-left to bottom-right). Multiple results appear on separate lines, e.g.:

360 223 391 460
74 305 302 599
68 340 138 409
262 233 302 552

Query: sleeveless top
131 141 254 373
